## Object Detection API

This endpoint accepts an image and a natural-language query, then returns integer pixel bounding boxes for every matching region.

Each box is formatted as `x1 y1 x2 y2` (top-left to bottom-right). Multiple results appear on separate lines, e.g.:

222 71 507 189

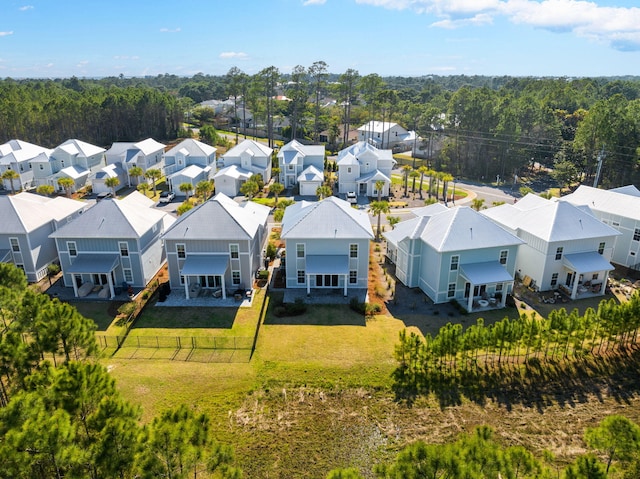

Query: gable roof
281 196 373 240
357 121 399 133
561 184 640 221
162 193 270 241
279 140 325 160
223 139 272 159
213 164 252 180
165 138 217 158
106 138 166 158
50 193 173 239
0 140 51 165
0 192 86 234
53 139 105 158
411 202 449 218
167 164 211 180
482 193 621 242
609 184 640 197
297 165 323 183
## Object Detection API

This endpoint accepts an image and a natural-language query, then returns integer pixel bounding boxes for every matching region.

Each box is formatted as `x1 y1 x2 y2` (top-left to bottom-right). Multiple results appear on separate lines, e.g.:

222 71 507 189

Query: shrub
349 297 381 316
274 298 307 317
266 241 277 260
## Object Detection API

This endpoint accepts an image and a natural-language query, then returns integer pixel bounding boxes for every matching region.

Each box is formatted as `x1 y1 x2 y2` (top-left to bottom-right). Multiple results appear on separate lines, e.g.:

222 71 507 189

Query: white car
346 192 357 204
159 191 176 203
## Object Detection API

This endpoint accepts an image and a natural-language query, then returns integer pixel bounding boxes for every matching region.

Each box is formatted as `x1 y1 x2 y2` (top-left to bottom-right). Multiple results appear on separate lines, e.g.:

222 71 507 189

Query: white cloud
19 5 34 11
160 27 181 33
219 52 249 59
303 0 326 5
0 31 14 37
114 55 140 60
356 0 640 51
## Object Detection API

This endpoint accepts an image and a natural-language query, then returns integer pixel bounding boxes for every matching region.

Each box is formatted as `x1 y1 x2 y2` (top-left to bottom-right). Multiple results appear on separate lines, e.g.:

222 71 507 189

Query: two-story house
102 138 166 187
214 140 272 197
481 194 620 299
277 140 325 190
336 141 395 198
50 191 175 299
384 206 524 311
0 139 52 191
162 193 270 300
0 192 88 282
281 196 374 296
357 121 417 150
164 139 217 196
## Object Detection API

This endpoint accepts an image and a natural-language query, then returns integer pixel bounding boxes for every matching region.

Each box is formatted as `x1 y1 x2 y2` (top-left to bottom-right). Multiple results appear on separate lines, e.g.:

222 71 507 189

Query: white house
91 163 127 195
0 140 52 191
0 192 88 282
357 121 416 150
336 141 395 198
103 138 166 186
560 185 640 270
384 206 523 311
162 193 270 300
281 196 374 295
481 194 621 299
214 140 272 197
297 165 324 196
277 140 325 189
163 138 217 177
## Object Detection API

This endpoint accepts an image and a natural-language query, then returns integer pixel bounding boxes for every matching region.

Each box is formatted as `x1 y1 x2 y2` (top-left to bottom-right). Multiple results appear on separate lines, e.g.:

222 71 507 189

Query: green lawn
72 301 124 331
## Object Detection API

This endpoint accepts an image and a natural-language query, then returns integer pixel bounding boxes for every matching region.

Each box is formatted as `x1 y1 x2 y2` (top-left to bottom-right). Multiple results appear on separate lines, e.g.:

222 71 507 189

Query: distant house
163 139 216 196
0 192 88 282
277 140 325 190
481 194 620 299
30 139 106 193
162 193 270 300
103 138 166 186
50 192 175 299
214 140 272 197
0 139 51 191
357 121 417 151
280 196 374 295
336 141 395 198
560 185 640 270
384 206 523 311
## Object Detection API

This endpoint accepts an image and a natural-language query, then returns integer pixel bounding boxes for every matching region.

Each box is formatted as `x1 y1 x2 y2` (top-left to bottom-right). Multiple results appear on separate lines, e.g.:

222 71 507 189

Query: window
296 243 305 258
67 241 77 257
631 251 637 257
350 244 358 258
288 164 294 170
123 269 133 283
447 283 456 298
347 167 351 174
612 221 620 227
634 228 640 242
592 273 599 281
119 242 129 257
598 242 605 254
350 271 357 284
297 270 306 284
496 283 503 292
9 238 19 252
39 164 44 170
180 275 185 284
232 271 241 285
450 255 459 271
499 250 508 265
551 273 558 286
555 247 563 260
176 244 186 259
230 244 239 259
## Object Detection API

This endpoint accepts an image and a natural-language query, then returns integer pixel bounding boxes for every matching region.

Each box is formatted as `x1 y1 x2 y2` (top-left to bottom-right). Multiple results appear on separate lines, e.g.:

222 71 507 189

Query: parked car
159 191 176 203
346 191 357 204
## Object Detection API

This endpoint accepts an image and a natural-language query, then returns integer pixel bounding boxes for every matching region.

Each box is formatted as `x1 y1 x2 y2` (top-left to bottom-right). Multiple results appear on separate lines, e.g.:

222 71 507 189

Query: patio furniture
77 282 93 297
478 299 489 308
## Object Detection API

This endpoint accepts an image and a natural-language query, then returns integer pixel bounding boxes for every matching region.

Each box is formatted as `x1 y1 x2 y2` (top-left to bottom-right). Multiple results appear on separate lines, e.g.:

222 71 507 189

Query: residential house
214 140 272 197
30 139 106 193
50 192 175 299
560 185 640 269
164 139 216 196
103 138 165 186
0 192 88 282
357 121 417 151
481 194 620 299
91 163 127 195
280 196 374 295
0 139 52 191
162 193 270 300
384 206 523 311
277 140 325 190
336 141 395 198
297 166 324 196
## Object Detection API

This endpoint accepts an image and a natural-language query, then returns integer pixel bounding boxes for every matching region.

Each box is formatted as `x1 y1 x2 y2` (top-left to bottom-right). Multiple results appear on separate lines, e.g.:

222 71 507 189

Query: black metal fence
96 333 252 351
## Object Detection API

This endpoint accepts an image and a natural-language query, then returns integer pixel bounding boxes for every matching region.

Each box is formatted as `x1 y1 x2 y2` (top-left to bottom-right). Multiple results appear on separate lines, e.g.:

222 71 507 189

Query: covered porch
66 253 119 299
561 252 613 299
459 261 514 312
305 255 351 297
180 254 229 300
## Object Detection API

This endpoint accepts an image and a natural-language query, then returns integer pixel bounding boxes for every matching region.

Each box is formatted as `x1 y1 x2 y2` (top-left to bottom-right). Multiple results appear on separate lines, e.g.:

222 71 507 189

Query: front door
566 272 574 287
359 183 367 195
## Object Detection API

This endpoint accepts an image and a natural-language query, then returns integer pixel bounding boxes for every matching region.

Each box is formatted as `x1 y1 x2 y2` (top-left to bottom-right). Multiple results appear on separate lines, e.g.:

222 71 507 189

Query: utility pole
592 145 606 188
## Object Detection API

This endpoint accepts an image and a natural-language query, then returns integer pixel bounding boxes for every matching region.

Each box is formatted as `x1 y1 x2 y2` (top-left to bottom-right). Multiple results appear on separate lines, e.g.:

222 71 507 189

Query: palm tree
387 215 400 230
409 170 420 194
441 173 454 203
137 182 150 197
36 184 55 197
195 180 213 203
401 165 412 198
105 176 120 196
2 169 20 194
375 179 385 202
128 166 144 187
145 168 162 196
240 180 259 200
417 166 429 199
316 185 332 200
471 198 486 211
179 182 194 200
57 177 74 198
269 182 284 206
370 200 390 241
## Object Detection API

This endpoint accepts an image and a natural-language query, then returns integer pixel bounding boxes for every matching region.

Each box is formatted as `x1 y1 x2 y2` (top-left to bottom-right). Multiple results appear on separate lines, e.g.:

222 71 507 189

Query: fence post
177 336 181 349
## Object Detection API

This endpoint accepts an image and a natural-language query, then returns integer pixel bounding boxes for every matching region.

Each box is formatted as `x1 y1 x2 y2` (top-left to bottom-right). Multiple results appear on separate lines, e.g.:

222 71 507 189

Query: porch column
306 274 310 295
221 276 226 300
184 275 190 299
72 276 79 298
601 271 610 296
107 274 115 299
500 283 508 307
467 292 473 312
343 274 347 297
571 272 579 299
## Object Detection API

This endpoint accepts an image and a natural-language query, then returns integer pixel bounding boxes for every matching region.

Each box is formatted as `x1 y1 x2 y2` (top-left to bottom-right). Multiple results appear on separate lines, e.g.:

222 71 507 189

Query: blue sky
2 0 640 78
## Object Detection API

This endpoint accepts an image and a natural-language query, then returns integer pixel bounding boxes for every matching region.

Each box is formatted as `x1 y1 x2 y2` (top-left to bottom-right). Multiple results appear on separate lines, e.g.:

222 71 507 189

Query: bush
274 298 307 317
349 297 381 316
266 241 277 260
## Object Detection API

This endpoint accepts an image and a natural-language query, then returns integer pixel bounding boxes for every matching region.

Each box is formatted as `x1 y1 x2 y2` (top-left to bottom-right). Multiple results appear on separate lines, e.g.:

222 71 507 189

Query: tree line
0 263 241 478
